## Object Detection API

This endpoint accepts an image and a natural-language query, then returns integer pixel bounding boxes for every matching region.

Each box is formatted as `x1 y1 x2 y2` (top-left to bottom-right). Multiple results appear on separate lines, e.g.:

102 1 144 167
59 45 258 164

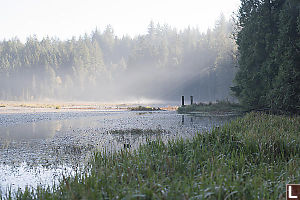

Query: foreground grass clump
177 100 244 114
10 112 300 200
129 106 161 111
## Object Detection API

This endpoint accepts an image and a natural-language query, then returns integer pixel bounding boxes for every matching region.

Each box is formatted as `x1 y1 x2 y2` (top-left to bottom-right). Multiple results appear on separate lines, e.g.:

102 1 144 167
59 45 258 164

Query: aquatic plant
107 128 169 135
128 106 161 111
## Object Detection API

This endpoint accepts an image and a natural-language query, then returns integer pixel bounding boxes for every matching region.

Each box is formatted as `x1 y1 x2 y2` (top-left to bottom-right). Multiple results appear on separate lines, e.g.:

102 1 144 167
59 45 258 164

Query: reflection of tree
0 130 12 148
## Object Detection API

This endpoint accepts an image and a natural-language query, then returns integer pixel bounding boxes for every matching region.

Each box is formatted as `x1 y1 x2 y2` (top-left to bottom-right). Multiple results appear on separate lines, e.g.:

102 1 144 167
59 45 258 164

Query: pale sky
0 0 240 41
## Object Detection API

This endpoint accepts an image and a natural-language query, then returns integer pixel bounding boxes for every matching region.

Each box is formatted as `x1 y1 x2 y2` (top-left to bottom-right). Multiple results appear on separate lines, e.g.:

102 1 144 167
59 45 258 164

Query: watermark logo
287 184 300 200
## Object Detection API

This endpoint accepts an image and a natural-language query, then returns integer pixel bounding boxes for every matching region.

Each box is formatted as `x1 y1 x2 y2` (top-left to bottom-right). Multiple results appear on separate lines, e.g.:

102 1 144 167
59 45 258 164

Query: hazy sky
0 0 240 41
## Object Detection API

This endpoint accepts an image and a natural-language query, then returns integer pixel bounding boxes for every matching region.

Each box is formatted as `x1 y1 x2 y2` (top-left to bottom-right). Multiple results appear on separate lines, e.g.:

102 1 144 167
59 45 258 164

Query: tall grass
3 112 300 199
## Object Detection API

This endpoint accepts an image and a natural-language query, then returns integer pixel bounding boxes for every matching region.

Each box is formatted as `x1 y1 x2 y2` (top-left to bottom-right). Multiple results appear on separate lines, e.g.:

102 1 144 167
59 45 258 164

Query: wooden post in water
190 96 193 105
182 96 185 107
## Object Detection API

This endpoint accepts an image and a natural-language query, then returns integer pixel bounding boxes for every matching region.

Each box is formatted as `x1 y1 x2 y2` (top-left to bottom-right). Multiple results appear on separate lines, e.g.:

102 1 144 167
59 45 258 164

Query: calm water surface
0 110 238 195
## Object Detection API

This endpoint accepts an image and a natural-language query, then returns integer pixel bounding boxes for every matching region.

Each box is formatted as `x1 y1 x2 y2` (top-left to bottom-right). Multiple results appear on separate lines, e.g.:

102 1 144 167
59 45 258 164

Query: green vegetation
177 100 244 114
231 0 300 114
55 105 61 109
129 106 161 111
7 112 299 199
107 128 168 135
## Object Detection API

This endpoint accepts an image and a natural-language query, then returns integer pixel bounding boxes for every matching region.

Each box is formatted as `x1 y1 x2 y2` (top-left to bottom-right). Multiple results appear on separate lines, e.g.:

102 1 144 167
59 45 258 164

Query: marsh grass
52 144 95 155
177 100 244 114
129 106 161 111
107 128 169 135
3 112 300 200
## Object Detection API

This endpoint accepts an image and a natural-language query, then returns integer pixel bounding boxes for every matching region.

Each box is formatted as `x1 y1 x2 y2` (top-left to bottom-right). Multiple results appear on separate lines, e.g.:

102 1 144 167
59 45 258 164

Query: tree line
232 0 300 114
0 15 237 102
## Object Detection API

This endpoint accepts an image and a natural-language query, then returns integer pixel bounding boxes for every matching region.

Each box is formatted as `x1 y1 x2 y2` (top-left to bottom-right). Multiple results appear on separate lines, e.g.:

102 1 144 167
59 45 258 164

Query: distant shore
0 101 178 114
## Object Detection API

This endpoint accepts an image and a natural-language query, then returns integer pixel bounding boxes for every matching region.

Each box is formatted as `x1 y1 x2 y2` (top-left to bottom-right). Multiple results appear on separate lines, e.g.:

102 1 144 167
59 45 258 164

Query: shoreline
0 101 178 114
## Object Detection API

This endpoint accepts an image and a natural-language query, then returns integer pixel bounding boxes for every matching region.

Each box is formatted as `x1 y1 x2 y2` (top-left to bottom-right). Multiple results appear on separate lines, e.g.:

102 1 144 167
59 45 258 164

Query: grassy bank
177 100 244 114
5 113 300 200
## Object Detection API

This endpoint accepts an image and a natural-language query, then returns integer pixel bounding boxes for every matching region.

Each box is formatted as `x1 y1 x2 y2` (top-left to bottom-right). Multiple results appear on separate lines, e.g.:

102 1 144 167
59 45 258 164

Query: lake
0 109 238 196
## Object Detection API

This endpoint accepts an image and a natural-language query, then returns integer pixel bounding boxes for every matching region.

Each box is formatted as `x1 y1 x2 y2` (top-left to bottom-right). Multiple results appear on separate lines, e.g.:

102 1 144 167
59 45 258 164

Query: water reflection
0 163 73 195
0 110 239 195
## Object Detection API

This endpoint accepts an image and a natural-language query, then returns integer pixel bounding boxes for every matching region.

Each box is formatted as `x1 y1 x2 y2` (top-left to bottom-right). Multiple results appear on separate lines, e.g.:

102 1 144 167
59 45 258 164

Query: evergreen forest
232 0 300 114
0 16 237 102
